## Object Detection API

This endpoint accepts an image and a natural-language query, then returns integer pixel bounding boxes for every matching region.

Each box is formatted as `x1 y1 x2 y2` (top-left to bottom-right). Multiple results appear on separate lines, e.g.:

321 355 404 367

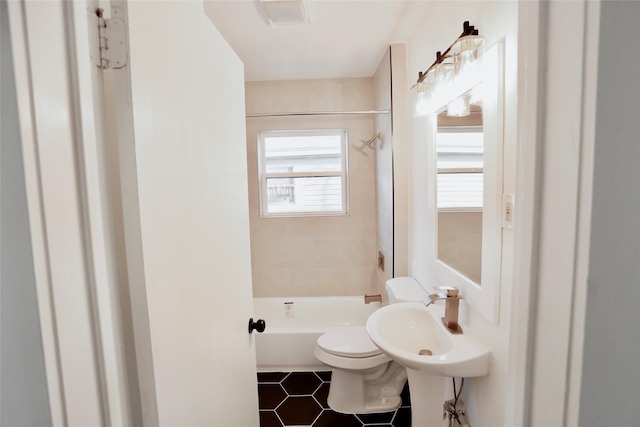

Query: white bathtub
253 296 383 372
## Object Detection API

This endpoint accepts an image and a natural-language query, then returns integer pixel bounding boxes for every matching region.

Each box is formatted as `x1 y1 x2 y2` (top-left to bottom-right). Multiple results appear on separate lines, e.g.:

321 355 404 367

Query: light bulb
447 94 471 117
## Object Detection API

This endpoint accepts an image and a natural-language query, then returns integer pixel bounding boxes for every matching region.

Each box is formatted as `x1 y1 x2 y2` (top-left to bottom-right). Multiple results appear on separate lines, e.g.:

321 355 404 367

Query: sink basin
366 302 490 377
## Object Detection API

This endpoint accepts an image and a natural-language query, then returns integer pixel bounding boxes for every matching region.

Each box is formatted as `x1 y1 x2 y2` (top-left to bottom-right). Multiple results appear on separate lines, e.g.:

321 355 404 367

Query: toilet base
326 362 407 414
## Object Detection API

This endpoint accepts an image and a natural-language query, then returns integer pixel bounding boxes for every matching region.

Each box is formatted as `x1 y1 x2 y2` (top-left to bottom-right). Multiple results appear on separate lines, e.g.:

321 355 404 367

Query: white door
8 0 134 425
8 0 259 425
110 1 259 426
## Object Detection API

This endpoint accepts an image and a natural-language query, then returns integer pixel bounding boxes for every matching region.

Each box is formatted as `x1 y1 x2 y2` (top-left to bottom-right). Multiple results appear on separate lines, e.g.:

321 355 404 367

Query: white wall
0 1 51 423
579 2 640 425
245 79 378 297
405 2 518 425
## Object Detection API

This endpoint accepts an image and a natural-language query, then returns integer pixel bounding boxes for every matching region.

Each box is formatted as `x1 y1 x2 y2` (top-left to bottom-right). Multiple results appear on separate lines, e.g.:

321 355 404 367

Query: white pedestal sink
366 302 490 427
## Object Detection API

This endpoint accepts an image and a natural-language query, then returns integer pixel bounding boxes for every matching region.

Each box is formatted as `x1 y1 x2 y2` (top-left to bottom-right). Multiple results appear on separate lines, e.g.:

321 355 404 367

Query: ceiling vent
261 0 309 27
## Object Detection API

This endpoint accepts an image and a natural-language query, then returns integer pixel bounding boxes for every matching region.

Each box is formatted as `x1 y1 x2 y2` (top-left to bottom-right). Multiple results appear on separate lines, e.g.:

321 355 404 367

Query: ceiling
203 1 430 82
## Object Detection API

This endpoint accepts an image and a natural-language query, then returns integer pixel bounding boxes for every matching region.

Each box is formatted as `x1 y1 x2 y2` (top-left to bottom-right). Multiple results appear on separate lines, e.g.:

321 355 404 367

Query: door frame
507 1 600 426
7 1 130 425
9 0 602 425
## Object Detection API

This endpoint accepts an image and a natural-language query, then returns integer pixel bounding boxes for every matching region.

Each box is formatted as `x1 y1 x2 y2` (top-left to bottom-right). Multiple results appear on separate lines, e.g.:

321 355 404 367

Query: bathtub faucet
424 286 463 334
364 294 383 304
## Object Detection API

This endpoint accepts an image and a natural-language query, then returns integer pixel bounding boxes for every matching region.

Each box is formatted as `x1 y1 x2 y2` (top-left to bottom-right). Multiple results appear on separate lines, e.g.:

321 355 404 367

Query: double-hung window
436 126 484 211
257 129 349 217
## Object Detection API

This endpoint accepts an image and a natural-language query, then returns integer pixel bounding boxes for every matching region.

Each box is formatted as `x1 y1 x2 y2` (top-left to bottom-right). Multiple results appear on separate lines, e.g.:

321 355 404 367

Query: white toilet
314 277 427 414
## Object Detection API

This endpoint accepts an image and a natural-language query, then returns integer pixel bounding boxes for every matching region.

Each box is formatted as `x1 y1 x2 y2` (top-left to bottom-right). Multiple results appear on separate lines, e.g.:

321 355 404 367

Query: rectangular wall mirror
429 42 503 323
436 102 484 285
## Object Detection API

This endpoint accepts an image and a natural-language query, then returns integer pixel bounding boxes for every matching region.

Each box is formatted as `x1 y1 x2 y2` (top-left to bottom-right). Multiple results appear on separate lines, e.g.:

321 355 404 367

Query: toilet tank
385 277 428 304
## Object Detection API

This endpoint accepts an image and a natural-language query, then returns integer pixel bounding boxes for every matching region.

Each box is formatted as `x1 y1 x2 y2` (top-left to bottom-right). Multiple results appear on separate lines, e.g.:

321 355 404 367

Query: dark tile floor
257 371 411 427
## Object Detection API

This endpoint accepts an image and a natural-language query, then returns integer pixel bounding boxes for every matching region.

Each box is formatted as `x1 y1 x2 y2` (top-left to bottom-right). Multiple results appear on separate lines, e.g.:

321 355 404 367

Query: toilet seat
317 326 382 358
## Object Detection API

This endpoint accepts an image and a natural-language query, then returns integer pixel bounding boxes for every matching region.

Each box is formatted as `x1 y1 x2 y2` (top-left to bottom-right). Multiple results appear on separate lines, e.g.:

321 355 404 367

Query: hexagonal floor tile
400 381 411 407
259 410 283 427
275 396 323 426
258 372 289 383
356 410 395 424
281 372 322 395
316 371 332 382
258 384 287 410
392 407 411 427
314 410 363 427
312 382 330 409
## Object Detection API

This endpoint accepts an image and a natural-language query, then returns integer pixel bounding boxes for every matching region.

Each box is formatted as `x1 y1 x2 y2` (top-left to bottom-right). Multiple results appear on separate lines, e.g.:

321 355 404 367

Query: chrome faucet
424 286 463 334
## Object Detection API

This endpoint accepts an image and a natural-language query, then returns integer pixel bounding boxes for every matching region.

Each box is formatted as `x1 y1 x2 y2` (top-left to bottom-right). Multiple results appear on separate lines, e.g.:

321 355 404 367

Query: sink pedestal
406 369 446 427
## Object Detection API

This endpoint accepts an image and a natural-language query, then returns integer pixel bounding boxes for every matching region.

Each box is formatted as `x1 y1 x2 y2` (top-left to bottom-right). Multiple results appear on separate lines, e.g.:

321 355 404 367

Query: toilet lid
317 326 382 358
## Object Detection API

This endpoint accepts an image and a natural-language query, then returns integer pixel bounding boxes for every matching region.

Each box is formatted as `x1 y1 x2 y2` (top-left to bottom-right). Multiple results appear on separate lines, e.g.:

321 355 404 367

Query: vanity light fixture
447 93 471 117
413 21 484 117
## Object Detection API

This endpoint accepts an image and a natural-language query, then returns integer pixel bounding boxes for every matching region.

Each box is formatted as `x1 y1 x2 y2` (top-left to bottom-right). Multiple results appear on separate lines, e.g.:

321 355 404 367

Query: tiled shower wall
437 212 482 283
257 371 411 427
245 79 378 297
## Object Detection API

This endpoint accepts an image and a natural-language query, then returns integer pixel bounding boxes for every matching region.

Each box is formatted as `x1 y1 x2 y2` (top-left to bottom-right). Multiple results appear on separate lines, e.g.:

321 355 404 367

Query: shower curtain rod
246 110 390 118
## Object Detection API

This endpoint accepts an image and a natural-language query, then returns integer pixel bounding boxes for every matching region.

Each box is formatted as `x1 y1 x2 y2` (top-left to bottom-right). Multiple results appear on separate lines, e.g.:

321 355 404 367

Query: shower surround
245 78 379 298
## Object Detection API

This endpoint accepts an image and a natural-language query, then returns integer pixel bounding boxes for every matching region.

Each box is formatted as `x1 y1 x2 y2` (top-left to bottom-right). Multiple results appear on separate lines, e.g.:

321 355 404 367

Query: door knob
248 318 266 334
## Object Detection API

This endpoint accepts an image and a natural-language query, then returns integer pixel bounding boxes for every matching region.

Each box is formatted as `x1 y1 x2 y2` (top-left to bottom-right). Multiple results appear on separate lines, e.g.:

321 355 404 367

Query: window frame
257 129 349 218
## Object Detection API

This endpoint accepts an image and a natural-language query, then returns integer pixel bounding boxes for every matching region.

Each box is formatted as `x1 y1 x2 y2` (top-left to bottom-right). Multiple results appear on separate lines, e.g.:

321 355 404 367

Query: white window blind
258 130 348 217
436 127 484 211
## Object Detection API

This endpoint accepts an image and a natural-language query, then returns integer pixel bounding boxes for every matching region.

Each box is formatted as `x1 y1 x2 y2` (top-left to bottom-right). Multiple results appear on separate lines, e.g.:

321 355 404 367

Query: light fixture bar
415 21 479 85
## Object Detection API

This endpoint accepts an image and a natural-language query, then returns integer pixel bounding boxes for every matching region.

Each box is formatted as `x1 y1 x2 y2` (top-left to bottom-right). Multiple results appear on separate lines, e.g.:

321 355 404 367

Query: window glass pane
436 129 483 209
266 177 343 214
436 131 483 170
437 173 483 209
436 130 483 152
264 135 342 174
